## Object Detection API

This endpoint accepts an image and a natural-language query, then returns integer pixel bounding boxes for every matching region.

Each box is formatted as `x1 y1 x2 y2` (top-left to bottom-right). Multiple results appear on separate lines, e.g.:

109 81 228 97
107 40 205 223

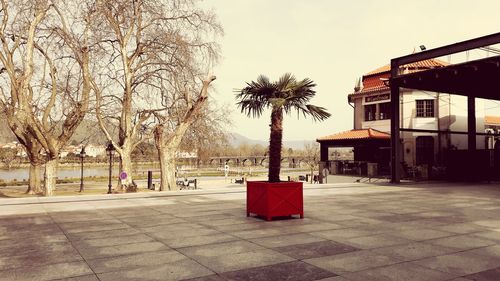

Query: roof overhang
390 32 500 99
391 55 500 98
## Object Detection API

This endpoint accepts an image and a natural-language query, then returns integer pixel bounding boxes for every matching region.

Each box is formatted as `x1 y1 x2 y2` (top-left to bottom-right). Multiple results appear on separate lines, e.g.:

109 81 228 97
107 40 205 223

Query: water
0 166 122 181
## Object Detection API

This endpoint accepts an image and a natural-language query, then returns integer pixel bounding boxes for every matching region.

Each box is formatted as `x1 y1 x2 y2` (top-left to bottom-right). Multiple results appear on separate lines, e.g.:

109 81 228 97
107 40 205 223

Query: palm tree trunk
268 108 283 182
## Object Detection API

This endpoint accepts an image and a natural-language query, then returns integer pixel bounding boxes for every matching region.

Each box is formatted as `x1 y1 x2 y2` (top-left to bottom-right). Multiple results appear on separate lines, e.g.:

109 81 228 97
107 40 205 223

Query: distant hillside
230 132 315 150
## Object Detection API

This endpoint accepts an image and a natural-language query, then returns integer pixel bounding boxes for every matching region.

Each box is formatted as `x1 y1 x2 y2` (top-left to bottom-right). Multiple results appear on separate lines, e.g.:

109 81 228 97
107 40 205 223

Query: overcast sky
200 0 500 142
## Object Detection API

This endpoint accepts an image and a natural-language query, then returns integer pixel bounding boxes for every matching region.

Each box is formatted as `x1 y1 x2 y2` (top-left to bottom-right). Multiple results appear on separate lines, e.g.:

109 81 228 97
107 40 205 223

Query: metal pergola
389 32 500 183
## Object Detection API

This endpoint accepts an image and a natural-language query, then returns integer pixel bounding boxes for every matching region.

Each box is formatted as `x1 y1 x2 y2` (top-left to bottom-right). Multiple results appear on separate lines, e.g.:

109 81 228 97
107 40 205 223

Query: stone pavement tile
467 245 500 259
0 261 92 281
332 217 384 228
462 267 500 281
158 233 239 249
390 228 456 241
473 220 500 228
336 233 412 250
86 250 187 273
178 240 265 258
229 227 296 239
375 214 422 223
119 216 187 228
0 214 52 226
140 222 207 234
54 274 100 281
148 227 222 240
0 241 77 259
193 249 295 273
309 228 382 241
219 261 336 281
58 219 129 234
304 250 401 274
97 258 214 281
249 233 326 248
413 251 500 277
434 223 490 234
472 230 500 242
66 227 141 241
342 262 455 281
211 221 265 232
273 241 360 260
50 211 112 223
424 234 497 251
75 241 169 259
181 274 226 281
315 276 352 281
371 242 458 262
182 213 236 222
0 242 82 270
71 233 154 248
0 233 68 249
279 222 345 233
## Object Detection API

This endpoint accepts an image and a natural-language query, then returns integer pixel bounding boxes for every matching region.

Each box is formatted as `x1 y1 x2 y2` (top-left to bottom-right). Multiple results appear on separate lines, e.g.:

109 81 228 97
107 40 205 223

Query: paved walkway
1 182 500 280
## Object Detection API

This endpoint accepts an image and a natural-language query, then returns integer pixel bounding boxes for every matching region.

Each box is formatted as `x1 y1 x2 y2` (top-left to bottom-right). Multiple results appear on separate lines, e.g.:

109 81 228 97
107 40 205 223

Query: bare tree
300 143 320 183
91 0 221 191
0 0 93 195
154 75 216 190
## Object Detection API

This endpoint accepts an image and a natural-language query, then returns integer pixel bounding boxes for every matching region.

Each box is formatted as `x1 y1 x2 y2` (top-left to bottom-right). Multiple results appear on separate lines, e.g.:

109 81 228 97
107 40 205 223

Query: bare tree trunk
159 148 178 191
26 163 42 194
43 158 58 196
119 151 135 192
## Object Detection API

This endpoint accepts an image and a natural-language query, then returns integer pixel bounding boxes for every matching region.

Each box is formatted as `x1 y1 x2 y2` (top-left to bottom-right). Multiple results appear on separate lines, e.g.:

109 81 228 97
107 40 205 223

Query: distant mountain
229 132 315 150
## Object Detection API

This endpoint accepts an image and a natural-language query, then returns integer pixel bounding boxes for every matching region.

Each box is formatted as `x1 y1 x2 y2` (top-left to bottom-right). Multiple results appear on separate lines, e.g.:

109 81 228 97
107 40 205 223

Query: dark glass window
364 104 376 121
416 136 434 165
378 102 391 120
416 100 434 117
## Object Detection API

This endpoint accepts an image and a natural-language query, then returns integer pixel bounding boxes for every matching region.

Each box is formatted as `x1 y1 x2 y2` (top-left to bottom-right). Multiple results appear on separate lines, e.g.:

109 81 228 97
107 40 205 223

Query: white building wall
354 88 487 167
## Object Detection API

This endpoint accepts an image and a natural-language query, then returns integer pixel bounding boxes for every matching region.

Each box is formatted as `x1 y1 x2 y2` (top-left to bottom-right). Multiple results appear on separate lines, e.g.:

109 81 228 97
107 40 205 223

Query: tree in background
236 73 330 182
300 143 320 183
0 0 93 195
92 0 221 192
0 147 18 169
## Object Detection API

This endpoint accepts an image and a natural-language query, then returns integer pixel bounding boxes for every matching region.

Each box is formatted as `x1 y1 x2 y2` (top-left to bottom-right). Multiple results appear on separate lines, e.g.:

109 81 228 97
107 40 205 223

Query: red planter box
246 181 304 221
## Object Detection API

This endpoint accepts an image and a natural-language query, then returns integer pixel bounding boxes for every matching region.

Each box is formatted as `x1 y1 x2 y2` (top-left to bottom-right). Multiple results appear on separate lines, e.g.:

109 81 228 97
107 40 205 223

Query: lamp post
106 142 115 194
79 146 86 192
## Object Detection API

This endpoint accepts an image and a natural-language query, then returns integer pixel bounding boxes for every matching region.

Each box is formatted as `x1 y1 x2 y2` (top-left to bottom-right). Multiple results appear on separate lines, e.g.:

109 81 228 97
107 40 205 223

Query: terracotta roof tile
485 115 500 125
351 58 449 96
317 128 390 142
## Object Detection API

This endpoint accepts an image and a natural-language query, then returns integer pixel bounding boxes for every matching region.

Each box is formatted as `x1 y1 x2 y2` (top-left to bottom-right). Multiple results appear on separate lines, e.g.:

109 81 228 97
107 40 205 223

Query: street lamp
79 146 86 192
106 141 115 194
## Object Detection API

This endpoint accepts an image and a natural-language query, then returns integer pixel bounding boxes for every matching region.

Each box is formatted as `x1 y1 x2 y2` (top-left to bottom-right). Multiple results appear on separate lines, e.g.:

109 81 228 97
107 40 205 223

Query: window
364 104 376 121
416 136 434 165
416 100 434 117
378 102 391 120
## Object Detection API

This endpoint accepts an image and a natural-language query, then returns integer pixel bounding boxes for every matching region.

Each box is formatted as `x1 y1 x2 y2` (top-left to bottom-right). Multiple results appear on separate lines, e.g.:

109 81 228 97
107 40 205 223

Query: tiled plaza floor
1 182 500 280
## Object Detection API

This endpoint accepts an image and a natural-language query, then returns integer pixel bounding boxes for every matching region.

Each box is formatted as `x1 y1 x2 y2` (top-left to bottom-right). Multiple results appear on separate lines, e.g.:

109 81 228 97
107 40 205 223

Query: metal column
467 96 476 150
390 62 401 183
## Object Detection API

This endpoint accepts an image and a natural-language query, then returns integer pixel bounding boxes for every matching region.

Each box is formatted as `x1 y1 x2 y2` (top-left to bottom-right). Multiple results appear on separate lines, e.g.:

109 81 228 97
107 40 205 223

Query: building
317 57 490 179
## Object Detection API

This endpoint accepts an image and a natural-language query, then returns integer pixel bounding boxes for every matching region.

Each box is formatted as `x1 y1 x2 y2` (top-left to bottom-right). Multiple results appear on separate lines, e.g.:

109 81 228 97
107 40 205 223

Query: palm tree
236 73 330 182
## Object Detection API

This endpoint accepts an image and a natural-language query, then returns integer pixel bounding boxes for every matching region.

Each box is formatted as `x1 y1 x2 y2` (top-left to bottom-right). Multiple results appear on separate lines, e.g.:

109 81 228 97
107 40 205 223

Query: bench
177 179 197 190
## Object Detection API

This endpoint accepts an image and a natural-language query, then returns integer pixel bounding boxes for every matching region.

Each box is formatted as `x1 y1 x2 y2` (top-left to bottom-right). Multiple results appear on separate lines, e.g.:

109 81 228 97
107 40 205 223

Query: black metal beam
399 128 500 137
392 32 500 71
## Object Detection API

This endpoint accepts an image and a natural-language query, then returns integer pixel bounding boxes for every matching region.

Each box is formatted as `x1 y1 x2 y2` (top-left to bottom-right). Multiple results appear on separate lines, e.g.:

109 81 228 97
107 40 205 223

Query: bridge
204 156 309 168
